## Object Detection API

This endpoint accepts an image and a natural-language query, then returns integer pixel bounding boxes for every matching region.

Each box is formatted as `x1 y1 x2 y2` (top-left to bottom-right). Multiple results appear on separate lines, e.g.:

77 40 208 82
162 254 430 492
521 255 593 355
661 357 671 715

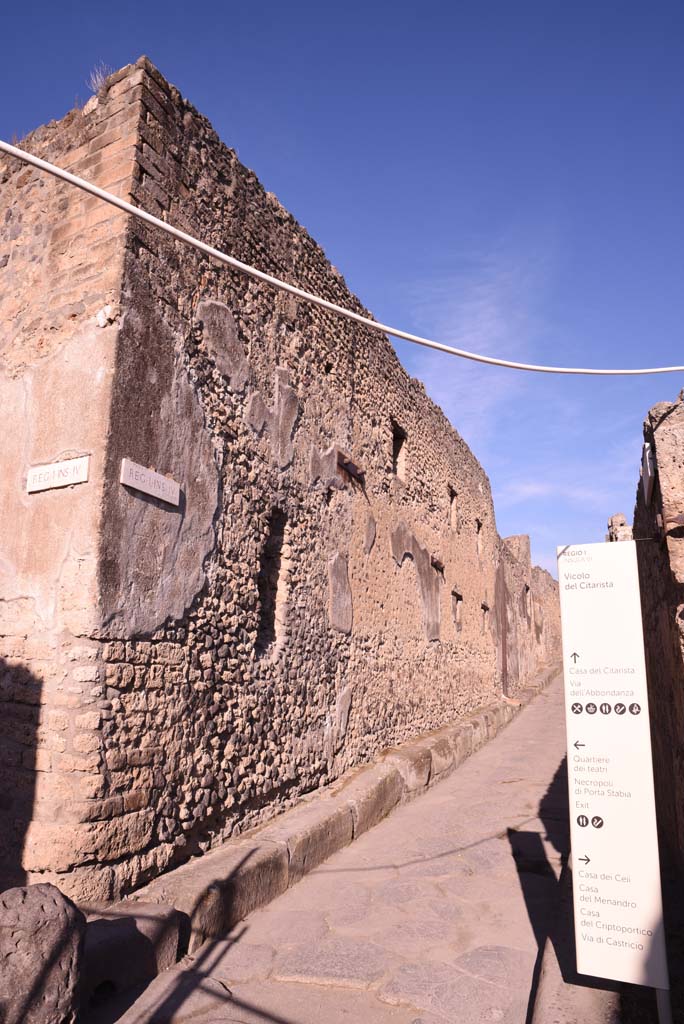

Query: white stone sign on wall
26 455 90 493
120 458 180 507
557 540 669 990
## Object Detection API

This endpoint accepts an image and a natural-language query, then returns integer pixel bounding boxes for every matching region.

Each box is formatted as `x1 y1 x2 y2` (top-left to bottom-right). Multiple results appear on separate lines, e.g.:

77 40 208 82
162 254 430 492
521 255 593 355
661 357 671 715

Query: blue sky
3 1 683 574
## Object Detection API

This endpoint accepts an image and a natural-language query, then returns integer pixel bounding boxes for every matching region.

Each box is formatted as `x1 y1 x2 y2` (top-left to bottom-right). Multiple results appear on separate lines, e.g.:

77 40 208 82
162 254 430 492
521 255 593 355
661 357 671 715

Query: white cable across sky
1 137 683 377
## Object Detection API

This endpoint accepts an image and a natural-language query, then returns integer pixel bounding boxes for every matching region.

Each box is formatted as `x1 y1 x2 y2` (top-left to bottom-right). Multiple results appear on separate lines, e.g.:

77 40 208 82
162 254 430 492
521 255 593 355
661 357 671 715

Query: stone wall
633 396 684 867
0 58 560 901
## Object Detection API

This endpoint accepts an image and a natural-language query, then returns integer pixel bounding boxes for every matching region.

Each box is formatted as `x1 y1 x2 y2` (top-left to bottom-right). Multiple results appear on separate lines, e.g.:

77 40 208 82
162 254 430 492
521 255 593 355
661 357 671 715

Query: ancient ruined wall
0 58 560 901
633 397 684 867
0 75 142 892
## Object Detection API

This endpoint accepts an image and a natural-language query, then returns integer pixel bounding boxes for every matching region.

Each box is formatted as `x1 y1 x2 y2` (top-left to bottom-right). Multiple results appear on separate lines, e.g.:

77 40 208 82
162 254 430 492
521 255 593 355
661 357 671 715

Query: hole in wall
481 601 489 634
256 508 290 657
475 517 483 557
524 583 531 618
324 361 333 374
449 486 459 529
392 421 407 480
452 590 463 632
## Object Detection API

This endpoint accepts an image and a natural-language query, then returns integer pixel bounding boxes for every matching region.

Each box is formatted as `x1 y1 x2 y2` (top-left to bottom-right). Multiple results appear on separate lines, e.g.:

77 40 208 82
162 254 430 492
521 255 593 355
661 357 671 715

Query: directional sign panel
557 541 669 989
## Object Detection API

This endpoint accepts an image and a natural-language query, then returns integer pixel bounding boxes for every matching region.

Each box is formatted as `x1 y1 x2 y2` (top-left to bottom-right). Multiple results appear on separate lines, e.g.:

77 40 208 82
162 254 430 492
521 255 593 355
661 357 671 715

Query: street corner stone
82 901 182 1005
0 882 85 1024
273 935 395 989
382 742 432 796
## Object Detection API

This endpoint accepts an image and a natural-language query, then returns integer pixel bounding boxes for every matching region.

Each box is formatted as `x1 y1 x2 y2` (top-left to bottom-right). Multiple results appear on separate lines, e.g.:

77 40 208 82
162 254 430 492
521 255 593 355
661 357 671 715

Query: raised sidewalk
83 666 583 1022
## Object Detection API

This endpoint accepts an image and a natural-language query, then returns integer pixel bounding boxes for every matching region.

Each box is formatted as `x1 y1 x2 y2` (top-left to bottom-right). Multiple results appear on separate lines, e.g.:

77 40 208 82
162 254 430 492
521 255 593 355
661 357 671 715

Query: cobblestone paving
105 674 569 1023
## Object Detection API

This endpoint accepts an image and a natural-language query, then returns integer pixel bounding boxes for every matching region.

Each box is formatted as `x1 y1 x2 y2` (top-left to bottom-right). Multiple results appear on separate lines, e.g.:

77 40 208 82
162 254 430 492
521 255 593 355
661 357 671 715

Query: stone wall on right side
633 395 684 866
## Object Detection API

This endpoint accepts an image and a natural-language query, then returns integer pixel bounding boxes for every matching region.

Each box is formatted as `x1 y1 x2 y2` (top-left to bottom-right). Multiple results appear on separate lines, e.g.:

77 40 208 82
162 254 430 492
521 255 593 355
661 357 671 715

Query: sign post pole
557 541 669 1005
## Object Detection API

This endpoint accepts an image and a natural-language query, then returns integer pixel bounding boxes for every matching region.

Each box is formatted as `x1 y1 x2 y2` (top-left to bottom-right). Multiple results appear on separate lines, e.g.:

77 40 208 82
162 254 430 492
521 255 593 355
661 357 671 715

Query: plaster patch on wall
364 514 377 555
245 368 299 468
99 308 220 637
391 522 441 641
195 300 248 392
310 444 342 488
329 552 353 633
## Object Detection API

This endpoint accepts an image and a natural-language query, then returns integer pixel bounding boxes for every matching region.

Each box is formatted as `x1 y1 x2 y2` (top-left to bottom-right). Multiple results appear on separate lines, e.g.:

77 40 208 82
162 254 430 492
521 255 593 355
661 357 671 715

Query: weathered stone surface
634 394 684 868
259 798 354 884
98 305 220 637
390 522 441 641
195 300 248 392
274 935 396 988
132 841 289 953
0 883 85 1024
328 552 353 633
0 56 561 904
382 741 432 795
330 763 404 837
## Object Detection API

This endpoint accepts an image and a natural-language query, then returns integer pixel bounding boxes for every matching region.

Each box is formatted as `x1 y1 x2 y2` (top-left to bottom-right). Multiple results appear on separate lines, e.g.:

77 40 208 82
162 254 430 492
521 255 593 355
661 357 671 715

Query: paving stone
187 939 274 983
273 936 398 988
237 907 329 948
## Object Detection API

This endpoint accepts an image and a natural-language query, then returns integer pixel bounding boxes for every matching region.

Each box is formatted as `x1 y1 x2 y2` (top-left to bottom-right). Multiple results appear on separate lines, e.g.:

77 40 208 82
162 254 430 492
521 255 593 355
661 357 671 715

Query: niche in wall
256 508 290 657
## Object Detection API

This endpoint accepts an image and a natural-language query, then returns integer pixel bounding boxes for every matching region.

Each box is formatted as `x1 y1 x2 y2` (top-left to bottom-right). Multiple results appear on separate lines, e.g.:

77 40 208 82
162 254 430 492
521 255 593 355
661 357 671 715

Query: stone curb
81 663 561 1001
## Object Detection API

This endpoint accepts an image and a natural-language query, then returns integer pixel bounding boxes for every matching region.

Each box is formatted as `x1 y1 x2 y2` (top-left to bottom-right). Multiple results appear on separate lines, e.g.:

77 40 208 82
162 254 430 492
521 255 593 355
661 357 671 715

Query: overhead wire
1 138 682 378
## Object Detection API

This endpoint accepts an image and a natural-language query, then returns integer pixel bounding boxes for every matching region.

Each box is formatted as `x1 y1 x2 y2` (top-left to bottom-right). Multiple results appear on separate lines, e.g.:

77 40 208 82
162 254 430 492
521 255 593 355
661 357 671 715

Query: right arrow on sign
579 855 591 865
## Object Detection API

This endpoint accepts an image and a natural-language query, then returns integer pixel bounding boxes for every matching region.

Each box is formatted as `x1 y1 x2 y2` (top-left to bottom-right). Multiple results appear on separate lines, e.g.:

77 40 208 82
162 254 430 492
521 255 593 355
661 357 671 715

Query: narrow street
103 674 579 1024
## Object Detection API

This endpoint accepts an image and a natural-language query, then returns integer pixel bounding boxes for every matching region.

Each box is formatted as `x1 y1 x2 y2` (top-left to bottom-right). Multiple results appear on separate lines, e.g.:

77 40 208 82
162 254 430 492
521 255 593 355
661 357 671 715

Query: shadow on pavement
507 756 665 1023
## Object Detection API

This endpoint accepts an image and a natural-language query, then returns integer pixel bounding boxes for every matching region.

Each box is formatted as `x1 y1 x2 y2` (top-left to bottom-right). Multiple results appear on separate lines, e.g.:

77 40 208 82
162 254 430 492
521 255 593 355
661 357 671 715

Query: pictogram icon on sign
600 703 611 714
586 702 597 714
629 703 641 715
591 815 604 828
571 703 583 714
614 702 626 715
577 814 589 827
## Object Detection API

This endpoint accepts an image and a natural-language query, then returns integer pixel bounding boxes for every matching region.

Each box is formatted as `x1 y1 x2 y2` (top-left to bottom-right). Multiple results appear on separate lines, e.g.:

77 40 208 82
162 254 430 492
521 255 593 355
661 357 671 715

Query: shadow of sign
508 755 669 1023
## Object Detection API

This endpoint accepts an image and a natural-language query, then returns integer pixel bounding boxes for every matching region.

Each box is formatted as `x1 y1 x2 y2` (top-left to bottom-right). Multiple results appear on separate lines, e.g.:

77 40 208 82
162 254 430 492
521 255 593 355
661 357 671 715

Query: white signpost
26 455 90 493
119 458 180 507
557 540 669 1011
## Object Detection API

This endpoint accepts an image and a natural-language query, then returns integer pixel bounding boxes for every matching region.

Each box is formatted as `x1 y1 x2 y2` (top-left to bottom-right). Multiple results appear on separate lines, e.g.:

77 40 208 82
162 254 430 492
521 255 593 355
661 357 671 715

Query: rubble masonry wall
0 58 560 901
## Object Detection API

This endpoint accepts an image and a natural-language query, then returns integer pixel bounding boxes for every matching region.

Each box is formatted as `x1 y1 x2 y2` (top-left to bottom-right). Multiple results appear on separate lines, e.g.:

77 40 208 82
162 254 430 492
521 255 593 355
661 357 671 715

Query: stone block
382 742 432 796
469 714 489 753
0 883 85 1024
330 763 404 838
81 901 181 1007
259 798 354 884
133 840 288 953
425 731 455 780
